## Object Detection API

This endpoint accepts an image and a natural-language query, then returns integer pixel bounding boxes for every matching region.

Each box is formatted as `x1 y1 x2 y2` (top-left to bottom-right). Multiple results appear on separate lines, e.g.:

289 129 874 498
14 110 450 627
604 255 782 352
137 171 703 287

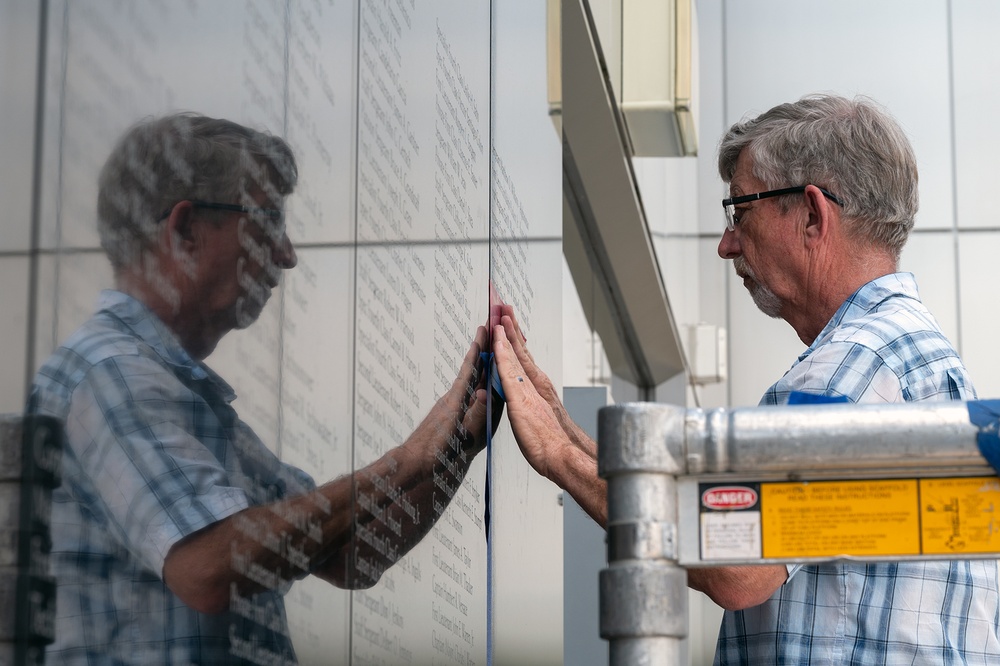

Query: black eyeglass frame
158 200 285 224
722 185 843 232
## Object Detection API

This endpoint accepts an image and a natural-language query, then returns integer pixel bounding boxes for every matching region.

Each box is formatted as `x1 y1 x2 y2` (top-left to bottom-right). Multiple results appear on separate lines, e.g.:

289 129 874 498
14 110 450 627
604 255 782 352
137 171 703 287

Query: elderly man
493 94 1000 663
29 113 490 664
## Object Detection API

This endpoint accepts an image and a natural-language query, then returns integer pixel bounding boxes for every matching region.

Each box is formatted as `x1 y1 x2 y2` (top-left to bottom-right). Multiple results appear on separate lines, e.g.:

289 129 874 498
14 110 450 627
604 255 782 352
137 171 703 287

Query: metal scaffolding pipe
687 401 987 475
597 400 995 666
598 404 688 665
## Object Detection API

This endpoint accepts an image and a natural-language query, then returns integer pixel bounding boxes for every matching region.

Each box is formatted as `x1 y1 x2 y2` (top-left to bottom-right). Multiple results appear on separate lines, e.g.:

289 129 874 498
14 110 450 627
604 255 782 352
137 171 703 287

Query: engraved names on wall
353 2 489 663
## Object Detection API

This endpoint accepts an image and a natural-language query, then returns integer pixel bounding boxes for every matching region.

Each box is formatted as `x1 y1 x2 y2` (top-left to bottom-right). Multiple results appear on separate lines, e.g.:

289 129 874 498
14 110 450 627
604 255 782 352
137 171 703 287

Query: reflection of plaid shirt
31 290 314 665
716 273 1000 665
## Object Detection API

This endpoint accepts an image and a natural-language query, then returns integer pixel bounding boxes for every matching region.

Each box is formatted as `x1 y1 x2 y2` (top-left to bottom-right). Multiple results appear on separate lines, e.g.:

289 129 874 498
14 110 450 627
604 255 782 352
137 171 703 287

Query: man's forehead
728 151 759 196
243 182 283 207
242 155 291 200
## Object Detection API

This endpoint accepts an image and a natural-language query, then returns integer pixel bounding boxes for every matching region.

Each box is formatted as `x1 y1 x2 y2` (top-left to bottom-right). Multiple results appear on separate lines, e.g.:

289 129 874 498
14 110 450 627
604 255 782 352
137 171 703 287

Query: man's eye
732 208 747 226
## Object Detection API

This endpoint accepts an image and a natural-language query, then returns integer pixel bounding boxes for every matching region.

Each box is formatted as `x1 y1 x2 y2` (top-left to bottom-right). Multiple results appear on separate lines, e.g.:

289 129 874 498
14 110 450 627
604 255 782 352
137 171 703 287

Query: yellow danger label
761 479 920 558
759 476 1000 559
921 477 1000 554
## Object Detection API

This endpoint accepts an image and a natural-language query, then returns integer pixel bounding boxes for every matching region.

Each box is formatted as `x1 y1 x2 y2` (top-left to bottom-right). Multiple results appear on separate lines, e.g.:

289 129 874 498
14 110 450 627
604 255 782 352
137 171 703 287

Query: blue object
787 391 850 405
479 351 506 546
968 400 1000 475
480 351 505 402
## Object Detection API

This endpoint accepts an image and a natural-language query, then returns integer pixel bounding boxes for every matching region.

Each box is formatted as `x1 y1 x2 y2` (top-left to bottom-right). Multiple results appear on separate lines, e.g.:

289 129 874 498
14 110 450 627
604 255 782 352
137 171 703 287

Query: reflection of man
29 113 490 663
493 94 1000 663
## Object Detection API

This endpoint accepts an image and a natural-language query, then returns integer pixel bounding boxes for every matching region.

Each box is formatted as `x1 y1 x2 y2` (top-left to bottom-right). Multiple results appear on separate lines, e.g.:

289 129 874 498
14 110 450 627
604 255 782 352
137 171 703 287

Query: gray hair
718 94 918 259
97 113 298 272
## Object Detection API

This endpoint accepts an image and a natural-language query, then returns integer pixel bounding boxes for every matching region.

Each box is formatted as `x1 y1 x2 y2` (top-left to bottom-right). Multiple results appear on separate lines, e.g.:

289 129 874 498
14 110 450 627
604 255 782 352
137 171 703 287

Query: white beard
734 257 783 318
234 257 271 329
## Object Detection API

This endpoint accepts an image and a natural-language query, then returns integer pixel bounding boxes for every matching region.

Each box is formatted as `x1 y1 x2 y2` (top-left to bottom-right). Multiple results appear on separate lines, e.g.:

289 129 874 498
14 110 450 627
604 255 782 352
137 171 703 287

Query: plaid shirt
30 290 315 665
716 273 1000 664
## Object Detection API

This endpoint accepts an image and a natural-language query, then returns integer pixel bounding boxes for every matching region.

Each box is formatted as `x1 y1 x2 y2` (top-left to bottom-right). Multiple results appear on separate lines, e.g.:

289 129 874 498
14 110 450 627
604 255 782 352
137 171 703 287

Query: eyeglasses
159 200 286 238
722 186 843 232
189 200 284 224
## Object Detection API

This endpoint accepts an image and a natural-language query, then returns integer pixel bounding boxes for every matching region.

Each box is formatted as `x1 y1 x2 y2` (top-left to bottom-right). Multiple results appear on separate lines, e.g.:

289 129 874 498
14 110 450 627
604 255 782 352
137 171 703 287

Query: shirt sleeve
65 353 252 577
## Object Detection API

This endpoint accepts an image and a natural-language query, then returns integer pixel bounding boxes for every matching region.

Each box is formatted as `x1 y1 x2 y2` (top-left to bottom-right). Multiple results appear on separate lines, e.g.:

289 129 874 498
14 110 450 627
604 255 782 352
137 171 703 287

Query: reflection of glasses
722 186 843 232
191 200 285 225
159 200 285 225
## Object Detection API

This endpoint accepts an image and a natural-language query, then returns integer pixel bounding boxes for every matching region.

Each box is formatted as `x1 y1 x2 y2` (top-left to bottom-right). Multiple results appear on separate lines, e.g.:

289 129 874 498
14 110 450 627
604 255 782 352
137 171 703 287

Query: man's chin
234 296 268 329
747 285 783 319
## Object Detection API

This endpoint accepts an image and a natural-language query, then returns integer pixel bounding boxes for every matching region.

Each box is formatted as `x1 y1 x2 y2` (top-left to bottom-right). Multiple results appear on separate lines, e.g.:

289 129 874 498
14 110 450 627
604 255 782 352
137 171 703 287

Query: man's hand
492 307 607 526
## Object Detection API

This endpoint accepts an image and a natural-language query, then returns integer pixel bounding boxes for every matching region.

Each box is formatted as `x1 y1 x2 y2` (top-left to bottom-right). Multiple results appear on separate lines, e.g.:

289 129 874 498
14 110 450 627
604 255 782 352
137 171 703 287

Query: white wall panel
0 258 31 412
634 159 667 233
635 158 699 237
958 233 1000 398
0 2 38 253
899 231 960 349
562 258 608 387
652 234 699 344
952 0 1000 229
694 0 726 237
637 156 701 345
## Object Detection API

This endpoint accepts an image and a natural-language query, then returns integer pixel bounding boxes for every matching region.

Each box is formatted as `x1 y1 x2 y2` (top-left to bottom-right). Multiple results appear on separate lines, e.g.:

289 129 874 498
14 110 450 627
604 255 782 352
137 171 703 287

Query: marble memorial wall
3 1 562 664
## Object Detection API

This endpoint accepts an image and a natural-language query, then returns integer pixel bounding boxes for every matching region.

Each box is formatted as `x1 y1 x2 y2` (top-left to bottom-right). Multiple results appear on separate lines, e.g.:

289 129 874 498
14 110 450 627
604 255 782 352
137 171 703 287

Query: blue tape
968 400 1000 475
787 391 850 405
481 352 505 402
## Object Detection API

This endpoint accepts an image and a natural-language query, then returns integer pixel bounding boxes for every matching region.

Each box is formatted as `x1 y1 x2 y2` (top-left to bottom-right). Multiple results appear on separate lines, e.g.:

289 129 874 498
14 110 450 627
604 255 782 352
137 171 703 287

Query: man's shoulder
802 292 973 402
827 289 949 352
44 291 171 363
768 284 973 405
33 311 153 403
52 311 147 364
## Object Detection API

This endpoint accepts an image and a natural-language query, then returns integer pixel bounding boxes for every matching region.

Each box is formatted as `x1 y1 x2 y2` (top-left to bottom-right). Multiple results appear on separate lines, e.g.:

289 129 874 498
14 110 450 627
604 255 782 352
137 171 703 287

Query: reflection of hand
405 325 490 469
166 327 499 602
321 325 493 589
456 325 490 456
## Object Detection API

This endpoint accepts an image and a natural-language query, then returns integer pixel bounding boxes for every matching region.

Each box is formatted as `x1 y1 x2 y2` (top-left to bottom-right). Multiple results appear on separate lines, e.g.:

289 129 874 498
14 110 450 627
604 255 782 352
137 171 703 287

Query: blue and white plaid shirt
31 290 315 665
716 273 1000 664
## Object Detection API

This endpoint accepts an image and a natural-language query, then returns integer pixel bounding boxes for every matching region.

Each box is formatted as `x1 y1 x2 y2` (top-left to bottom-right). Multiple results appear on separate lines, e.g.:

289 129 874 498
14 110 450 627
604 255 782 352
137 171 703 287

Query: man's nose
717 228 741 259
274 233 297 269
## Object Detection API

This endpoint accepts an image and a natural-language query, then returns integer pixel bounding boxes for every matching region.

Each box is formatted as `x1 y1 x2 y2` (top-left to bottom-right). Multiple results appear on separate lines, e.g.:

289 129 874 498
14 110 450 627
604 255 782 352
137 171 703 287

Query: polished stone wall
2 1 562 663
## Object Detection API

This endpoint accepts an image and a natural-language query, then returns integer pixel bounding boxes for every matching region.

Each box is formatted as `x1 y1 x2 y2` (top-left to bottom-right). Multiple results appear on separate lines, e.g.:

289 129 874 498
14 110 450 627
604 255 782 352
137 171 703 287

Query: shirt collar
802 272 920 355
95 289 237 401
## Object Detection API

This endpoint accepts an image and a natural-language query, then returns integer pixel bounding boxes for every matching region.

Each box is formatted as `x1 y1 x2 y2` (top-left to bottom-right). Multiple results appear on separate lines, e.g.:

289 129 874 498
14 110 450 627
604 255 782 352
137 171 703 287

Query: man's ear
160 201 204 283
802 184 836 247
161 201 198 255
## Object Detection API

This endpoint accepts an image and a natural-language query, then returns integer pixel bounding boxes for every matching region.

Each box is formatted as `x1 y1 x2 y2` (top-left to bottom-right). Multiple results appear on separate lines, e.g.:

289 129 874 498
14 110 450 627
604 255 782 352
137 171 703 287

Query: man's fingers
461 388 488 451
501 315 526 359
493 323 567 480
454 326 487 393
501 314 540 376
500 304 527 342
493 324 532 397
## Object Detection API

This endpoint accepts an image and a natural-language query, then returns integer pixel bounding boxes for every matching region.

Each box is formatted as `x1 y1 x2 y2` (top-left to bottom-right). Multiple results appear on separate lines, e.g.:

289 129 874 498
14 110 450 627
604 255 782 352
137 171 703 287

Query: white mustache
733 257 754 281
